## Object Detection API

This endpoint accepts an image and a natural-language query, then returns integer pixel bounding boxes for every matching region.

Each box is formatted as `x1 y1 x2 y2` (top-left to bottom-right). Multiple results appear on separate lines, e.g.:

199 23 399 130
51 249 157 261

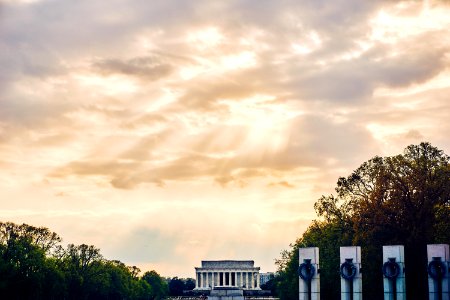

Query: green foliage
0 221 168 300
142 270 169 300
167 276 195 296
260 275 277 294
276 142 450 300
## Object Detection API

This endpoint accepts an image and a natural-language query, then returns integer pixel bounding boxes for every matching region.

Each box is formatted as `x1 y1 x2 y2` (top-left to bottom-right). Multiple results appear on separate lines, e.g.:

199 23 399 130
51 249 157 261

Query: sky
0 0 449 277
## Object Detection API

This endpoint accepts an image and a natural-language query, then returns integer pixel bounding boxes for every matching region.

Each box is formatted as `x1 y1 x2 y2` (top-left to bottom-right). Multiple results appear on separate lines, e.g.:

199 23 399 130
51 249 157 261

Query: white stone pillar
257 273 261 289
427 244 449 300
240 272 243 287
246 272 249 289
196 271 199 289
340 246 362 300
382 245 405 300
299 247 320 300
234 272 237 287
251 272 254 289
228 272 231 286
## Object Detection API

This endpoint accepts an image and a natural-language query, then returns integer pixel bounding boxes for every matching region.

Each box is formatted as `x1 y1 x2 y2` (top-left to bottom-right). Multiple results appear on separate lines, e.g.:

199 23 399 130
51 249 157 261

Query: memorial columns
194 267 260 290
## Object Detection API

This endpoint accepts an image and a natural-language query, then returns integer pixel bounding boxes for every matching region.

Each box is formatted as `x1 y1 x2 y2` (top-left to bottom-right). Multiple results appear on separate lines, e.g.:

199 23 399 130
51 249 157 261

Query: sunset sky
1 0 449 277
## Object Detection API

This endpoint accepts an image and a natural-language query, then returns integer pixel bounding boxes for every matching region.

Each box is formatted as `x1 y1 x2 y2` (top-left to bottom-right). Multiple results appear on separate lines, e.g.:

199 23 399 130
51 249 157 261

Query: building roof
199 260 256 269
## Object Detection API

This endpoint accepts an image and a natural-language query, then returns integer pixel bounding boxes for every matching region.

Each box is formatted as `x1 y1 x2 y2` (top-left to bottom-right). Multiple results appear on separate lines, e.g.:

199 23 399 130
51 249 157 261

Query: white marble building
194 260 261 290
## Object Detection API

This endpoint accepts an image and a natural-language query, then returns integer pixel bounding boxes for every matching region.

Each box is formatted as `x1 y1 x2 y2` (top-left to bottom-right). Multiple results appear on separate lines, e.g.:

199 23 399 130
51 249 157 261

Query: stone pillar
382 246 405 300
240 272 243 287
228 272 231 286
212 272 215 289
196 271 199 289
299 247 320 300
340 246 362 300
427 244 449 300
234 272 237 287
251 272 255 289
257 273 261 289
246 272 249 289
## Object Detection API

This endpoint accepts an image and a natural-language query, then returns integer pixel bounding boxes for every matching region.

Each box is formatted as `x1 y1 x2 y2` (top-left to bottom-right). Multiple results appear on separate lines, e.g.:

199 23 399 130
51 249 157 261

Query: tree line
0 221 194 299
273 142 450 300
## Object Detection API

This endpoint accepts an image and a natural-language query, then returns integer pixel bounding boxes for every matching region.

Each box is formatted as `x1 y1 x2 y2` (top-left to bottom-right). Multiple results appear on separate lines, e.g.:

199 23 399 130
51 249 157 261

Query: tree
277 142 450 300
0 221 160 299
184 277 196 290
142 270 168 300
332 142 450 299
168 277 185 296
0 222 65 299
60 244 107 299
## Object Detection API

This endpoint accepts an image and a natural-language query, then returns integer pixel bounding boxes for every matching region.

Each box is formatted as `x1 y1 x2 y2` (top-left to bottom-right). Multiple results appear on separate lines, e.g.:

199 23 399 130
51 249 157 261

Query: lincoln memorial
194 260 261 290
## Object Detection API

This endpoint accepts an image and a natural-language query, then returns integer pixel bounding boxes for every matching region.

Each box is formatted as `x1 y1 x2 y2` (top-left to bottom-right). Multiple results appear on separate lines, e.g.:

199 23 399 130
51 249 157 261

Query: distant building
259 272 275 286
194 260 261 290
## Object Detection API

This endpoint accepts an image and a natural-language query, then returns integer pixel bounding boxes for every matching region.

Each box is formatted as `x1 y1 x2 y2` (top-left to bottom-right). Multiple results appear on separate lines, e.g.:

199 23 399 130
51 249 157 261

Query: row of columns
195 271 260 289
299 244 450 300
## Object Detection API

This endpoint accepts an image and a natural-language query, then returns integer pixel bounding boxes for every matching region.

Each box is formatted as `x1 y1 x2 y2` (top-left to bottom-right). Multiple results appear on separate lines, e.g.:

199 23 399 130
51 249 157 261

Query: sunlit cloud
0 0 449 277
187 27 224 50
370 2 450 44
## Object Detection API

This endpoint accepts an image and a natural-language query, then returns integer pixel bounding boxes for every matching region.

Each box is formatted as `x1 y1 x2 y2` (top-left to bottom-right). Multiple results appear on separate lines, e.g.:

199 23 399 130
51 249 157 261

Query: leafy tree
0 222 62 255
277 143 450 300
142 270 168 300
184 277 196 290
166 277 195 295
60 244 107 299
168 276 185 296
0 221 163 299
0 222 65 299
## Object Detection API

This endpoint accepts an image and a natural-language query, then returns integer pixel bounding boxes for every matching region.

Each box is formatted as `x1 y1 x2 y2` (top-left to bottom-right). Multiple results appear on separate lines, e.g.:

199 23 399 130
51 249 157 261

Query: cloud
1 0 450 277
93 56 173 80
268 181 295 188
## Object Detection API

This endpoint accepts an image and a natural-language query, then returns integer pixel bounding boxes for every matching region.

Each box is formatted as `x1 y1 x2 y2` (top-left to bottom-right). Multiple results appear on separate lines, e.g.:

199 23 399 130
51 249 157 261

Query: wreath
427 259 446 280
298 262 316 281
382 259 400 279
340 261 357 280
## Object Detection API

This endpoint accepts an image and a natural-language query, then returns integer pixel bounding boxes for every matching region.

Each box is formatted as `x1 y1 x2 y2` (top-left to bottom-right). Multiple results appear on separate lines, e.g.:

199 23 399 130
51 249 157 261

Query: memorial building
194 260 261 290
